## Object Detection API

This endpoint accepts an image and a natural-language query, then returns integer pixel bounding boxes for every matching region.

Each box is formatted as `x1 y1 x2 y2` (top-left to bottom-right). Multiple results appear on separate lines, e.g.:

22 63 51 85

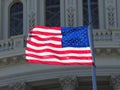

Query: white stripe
28 34 62 38
26 57 92 63
26 50 92 57
27 44 91 51
32 28 61 34
30 38 61 44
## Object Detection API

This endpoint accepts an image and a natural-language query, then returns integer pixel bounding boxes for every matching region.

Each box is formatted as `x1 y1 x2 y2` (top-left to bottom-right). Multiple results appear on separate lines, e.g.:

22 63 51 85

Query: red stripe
26 47 91 54
27 60 93 66
26 54 92 60
32 26 61 30
26 41 62 48
28 35 61 41
30 31 61 35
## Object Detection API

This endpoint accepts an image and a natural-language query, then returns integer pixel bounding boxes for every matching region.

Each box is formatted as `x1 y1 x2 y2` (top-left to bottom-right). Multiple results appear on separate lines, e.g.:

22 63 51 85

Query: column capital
9 82 27 90
59 76 77 90
111 74 120 90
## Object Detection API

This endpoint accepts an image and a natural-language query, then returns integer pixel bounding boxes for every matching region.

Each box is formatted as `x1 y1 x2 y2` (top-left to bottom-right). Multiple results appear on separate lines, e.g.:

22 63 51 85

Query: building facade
0 0 120 90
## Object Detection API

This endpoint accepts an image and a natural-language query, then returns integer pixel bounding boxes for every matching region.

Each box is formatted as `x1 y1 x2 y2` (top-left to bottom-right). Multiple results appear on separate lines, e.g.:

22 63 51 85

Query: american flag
25 26 93 65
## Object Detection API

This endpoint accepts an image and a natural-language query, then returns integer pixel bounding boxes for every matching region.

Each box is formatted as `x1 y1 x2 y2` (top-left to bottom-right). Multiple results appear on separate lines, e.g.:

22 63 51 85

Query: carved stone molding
2 58 9 65
9 82 27 90
12 0 20 3
59 76 77 90
0 55 26 66
29 12 35 29
95 48 101 55
94 48 120 56
67 7 75 26
105 0 117 28
117 49 120 54
65 0 77 26
111 74 120 90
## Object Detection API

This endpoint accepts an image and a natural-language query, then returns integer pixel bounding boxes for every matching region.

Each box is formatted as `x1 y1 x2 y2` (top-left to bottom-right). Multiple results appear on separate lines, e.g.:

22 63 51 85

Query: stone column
27 0 37 30
9 82 29 90
117 0 120 28
111 75 120 90
0 0 2 39
59 76 77 90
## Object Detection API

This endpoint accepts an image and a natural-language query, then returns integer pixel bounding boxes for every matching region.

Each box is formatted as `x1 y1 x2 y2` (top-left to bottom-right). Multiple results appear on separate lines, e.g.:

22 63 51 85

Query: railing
0 35 26 52
93 29 120 41
93 30 112 41
0 29 120 52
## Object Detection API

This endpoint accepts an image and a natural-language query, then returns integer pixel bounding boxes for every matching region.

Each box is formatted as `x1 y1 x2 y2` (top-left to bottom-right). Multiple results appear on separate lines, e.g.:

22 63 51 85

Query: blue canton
61 26 90 48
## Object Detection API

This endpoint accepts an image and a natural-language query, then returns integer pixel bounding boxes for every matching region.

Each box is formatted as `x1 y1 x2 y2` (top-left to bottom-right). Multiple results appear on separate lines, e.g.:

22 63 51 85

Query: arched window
45 0 60 26
83 0 99 29
10 2 23 36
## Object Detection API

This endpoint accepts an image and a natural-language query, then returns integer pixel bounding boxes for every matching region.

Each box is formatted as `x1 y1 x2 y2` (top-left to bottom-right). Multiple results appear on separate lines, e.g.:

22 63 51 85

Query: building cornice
0 64 120 87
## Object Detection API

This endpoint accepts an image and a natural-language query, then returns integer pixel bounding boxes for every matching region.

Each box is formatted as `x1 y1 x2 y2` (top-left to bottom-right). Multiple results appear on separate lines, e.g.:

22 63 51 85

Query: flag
25 26 93 65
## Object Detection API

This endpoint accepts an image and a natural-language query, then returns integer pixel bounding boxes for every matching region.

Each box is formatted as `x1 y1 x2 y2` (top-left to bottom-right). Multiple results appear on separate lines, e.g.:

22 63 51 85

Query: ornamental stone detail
111 74 120 90
94 48 120 56
9 82 27 90
0 55 26 66
105 0 117 29
12 0 20 3
67 7 75 26
59 76 77 90
29 12 35 29
65 0 77 26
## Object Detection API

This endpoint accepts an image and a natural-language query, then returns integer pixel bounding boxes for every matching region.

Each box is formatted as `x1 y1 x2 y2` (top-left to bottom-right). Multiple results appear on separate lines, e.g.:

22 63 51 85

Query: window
83 0 99 29
10 2 23 36
45 0 60 26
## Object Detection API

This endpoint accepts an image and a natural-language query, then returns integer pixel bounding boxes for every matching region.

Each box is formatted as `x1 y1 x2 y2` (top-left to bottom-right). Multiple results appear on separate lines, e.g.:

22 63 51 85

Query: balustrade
93 30 112 41
93 29 120 42
0 30 120 52
0 39 13 51
0 35 26 52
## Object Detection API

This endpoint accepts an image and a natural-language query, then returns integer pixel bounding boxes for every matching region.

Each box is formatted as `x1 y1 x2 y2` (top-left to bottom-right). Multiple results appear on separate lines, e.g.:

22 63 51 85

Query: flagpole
87 0 97 90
